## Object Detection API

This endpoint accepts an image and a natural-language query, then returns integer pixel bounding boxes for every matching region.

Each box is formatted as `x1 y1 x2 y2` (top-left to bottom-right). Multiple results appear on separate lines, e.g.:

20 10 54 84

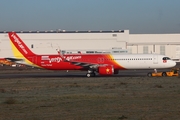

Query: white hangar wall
1 30 180 59
0 34 12 57
128 34 180 59
0 30 129 58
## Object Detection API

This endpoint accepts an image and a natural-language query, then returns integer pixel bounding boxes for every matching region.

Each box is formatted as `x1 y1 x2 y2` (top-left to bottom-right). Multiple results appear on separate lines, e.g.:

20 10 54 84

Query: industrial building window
86 51 94 53
112 34 117 37
143 46 148 54
31 44 34 48
160 46 165 55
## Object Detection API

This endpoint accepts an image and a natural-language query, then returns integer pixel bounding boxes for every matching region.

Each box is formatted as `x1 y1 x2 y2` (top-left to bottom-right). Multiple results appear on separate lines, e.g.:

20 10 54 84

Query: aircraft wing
69 61 99 69
57 50 100 69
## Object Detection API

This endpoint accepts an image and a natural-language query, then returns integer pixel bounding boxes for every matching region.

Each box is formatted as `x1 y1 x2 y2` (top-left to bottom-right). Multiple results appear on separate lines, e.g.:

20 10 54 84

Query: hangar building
0 30 180 60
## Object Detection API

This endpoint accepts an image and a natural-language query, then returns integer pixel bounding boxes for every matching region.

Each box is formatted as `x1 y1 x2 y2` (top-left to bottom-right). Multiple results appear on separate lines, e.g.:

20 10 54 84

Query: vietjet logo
41 56 81 63
41 56 62 63
65 56 81 61
11 34 28 54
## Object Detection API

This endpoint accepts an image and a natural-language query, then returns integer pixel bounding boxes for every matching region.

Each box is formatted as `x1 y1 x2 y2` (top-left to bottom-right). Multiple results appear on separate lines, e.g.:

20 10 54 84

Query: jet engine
98 65 114 76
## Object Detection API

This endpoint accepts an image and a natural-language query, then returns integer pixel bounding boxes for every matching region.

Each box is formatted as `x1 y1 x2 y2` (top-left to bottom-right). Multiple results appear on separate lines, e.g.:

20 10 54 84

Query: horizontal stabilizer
5 57 24 62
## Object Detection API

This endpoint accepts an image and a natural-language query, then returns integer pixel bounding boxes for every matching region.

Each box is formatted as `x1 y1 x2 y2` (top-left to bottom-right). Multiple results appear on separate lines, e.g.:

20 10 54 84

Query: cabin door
153 55 158 64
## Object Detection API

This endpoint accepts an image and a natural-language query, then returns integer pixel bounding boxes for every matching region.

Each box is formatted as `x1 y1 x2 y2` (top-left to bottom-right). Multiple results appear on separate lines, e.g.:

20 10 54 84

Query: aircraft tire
86 73 91 77
162 72 167 77
147 72 152 77
86 73 95 77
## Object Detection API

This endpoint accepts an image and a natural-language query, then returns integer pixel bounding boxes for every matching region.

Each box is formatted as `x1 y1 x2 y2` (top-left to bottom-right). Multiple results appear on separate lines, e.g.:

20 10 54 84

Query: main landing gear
86 69 96 77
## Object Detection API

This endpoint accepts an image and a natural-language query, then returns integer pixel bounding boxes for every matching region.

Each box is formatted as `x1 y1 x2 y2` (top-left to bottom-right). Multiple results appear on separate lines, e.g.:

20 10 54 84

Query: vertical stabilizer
8 32 40 67
8 32 35 57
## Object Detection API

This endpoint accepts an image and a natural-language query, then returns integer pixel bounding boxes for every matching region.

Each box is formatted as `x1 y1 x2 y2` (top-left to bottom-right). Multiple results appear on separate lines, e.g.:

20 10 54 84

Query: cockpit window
162 57 171 60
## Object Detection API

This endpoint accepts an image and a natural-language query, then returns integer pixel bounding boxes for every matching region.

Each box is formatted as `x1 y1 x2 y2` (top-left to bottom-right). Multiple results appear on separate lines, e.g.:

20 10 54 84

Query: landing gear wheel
147 72 152 77
162 72 167 76
86 73 96 77
86 73 91 77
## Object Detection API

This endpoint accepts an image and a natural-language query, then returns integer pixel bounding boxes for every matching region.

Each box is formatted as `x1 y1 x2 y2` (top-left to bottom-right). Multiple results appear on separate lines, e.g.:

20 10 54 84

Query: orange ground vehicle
147 68 179 77
0 59 14 66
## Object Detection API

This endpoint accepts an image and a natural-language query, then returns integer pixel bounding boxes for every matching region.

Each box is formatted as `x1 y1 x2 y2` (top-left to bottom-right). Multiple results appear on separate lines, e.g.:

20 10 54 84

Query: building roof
0 30 125 33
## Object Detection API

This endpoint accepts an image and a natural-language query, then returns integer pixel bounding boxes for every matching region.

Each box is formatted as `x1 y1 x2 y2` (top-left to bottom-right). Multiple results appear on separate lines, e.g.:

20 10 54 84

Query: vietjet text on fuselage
6 32 176 77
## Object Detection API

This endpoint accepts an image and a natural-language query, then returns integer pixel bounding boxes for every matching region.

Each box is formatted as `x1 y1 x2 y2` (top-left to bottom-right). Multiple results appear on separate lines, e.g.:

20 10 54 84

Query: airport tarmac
0 66 180 120
0 65 172 78
0 70 148 78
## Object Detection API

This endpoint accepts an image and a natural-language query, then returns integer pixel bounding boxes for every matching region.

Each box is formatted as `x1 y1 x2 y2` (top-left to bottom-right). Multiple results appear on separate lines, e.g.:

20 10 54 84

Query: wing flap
70 61 98 69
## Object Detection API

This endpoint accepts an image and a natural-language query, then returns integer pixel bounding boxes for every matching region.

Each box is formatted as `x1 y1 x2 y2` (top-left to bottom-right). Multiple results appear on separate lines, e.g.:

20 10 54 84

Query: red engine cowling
98 65 114 76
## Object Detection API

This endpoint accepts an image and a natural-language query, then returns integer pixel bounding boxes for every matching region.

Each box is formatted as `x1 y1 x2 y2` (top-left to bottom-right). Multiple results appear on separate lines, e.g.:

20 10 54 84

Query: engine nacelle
98 65 114 76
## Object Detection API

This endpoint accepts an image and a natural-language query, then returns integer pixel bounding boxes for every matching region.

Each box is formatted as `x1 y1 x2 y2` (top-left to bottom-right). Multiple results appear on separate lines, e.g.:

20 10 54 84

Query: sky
0 0 180 34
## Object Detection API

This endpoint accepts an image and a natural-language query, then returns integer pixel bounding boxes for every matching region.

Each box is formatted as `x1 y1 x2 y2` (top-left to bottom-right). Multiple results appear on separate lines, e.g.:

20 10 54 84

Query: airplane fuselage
17 53 175 70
